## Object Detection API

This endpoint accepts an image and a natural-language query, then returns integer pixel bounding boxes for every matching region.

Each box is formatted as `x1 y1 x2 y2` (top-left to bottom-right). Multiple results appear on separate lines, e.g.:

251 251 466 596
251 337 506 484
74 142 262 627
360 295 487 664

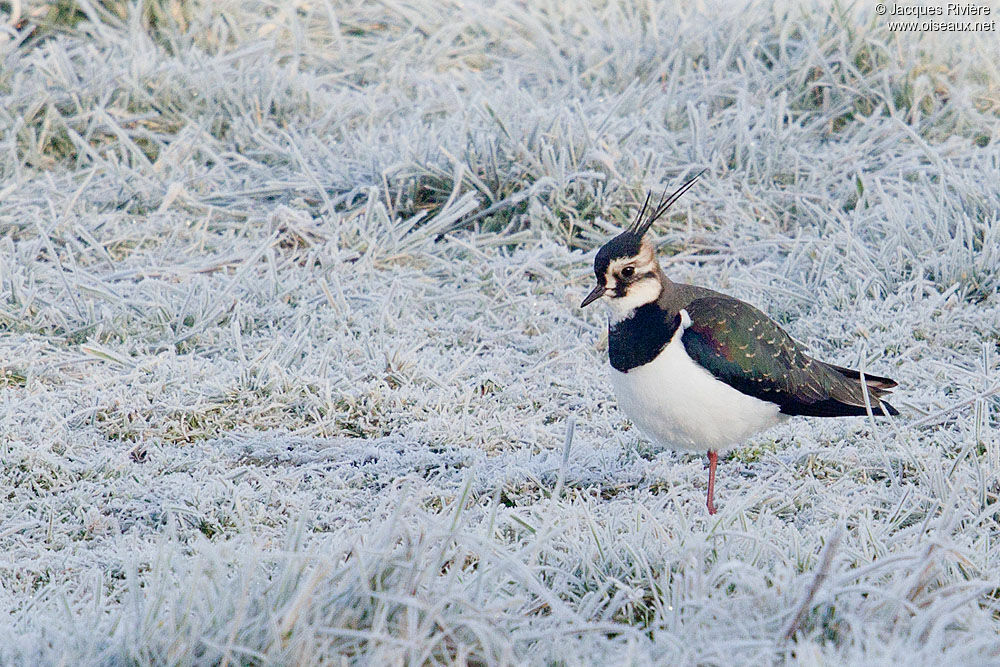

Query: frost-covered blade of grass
1 0 999 663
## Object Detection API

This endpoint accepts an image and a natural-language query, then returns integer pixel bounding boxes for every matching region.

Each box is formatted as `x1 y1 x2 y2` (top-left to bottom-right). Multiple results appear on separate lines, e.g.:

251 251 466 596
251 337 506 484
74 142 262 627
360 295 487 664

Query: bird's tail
823 362 899 416
825 363 898 390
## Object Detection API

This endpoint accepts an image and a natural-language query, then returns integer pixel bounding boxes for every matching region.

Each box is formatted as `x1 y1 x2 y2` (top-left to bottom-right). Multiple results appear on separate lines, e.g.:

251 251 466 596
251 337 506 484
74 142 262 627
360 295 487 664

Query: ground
1 0 999 664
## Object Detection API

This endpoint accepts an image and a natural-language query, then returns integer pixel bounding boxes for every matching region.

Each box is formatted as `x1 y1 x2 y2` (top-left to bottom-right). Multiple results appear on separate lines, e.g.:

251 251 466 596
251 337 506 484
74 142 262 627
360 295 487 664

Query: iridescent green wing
680 297 887 417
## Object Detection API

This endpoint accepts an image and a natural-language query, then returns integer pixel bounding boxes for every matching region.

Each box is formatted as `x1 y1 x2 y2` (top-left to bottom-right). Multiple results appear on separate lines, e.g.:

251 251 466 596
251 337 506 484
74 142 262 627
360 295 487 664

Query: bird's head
580 171 705 316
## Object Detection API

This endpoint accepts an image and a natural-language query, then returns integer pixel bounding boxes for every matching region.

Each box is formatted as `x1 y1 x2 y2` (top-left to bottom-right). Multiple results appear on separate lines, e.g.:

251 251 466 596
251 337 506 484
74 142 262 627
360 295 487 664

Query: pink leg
706 450 718 515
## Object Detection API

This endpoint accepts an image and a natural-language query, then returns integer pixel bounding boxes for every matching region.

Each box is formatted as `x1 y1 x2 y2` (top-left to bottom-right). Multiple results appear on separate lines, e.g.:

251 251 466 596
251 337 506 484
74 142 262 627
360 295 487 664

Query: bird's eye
621 266 635 279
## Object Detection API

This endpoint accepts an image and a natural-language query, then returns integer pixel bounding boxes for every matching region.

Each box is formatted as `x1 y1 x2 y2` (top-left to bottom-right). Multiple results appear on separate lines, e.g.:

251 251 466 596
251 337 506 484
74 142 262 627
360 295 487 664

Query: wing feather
680 297 897 417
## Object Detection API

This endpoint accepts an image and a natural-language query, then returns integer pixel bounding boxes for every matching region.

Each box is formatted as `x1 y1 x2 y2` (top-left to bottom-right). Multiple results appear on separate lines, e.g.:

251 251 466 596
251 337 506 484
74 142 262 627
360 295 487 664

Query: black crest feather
594 170 707 279
629 169 706 238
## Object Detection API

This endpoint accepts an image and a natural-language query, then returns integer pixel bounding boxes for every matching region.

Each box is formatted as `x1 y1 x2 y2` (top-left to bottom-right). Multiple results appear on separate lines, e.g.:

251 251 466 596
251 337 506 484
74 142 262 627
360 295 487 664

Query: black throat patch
608 302 681 373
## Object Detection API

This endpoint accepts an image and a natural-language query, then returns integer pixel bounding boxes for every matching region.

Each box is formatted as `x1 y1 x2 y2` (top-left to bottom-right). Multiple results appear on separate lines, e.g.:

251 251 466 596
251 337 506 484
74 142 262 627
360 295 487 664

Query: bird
580 172 899 515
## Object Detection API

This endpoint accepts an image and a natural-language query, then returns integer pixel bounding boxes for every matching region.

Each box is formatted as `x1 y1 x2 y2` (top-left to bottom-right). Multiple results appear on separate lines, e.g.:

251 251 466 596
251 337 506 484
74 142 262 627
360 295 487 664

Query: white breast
608 312 785 453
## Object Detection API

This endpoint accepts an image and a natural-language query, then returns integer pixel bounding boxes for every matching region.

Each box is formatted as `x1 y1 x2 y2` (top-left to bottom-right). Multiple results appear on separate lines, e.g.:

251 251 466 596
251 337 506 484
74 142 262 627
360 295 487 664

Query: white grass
1 0 999 663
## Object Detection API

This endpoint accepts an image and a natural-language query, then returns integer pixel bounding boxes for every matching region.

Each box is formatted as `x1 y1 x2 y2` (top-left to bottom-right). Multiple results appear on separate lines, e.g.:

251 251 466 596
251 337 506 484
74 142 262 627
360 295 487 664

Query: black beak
580 284 606 308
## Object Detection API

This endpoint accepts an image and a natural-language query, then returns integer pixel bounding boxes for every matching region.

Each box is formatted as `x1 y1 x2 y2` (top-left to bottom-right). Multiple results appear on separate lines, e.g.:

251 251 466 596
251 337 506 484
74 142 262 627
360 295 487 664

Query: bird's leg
706 450 718 515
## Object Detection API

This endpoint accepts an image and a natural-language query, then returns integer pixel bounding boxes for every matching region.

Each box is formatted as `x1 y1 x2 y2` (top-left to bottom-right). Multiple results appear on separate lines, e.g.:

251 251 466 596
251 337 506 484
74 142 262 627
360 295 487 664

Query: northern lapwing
580 172 899 514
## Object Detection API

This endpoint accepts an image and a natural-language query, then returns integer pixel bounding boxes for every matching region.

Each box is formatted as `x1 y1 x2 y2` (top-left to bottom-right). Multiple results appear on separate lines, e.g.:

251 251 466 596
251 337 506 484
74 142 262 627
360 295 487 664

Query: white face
602 241 662 323
606 278 662 323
